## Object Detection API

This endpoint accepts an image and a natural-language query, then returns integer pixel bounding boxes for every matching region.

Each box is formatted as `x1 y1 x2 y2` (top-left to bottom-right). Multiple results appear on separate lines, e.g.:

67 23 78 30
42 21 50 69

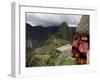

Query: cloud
26 13 82 27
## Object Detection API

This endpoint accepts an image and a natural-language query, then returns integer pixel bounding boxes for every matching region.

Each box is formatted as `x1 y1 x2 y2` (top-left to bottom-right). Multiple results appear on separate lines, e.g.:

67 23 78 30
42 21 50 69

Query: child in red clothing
71 35 80 58
79 34 89 64
71 33 89 64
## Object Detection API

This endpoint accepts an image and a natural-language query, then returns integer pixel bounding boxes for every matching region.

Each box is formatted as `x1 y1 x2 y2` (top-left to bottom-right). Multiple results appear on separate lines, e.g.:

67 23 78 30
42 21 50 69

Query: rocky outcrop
26 39 33 48
76 15 90 34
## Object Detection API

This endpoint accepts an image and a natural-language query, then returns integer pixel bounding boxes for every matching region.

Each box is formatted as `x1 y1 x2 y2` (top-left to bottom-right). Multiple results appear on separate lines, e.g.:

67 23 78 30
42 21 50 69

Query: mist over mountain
26 22 76 49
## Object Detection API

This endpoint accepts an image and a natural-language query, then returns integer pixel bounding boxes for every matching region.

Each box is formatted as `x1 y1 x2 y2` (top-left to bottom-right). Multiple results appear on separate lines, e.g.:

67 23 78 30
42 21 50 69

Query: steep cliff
76 15 90 34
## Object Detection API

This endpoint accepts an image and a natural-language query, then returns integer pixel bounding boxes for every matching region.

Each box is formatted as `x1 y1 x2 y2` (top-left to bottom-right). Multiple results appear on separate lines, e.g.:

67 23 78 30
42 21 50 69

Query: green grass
60 57 76 65
34 55 50 61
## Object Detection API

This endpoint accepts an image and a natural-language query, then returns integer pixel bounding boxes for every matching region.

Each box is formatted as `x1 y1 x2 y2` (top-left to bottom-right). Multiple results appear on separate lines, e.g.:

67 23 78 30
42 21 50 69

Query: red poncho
72 40 80 49
79 41 89 53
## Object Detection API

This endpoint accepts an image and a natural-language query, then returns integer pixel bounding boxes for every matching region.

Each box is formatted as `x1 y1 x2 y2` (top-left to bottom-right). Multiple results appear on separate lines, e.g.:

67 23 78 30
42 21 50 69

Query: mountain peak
61 22 68 27
57 22 70 40
59 22 69 31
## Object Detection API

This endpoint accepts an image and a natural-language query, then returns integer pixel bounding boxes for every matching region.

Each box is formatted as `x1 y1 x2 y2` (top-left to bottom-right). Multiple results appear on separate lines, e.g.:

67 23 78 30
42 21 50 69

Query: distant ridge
26 22 76 48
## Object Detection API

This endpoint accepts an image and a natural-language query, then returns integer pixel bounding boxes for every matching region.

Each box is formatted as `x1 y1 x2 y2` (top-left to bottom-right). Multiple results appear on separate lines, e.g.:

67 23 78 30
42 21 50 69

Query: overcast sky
25 13 82 27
